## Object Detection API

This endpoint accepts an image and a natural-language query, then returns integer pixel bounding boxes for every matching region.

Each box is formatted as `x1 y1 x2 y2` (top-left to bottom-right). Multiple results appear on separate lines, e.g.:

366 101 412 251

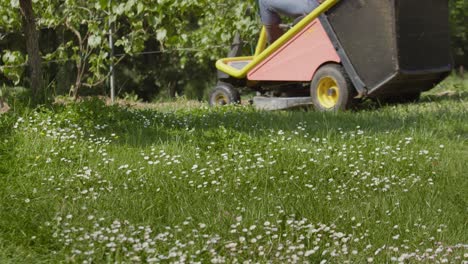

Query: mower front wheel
209 83 241 106
310 64 357 111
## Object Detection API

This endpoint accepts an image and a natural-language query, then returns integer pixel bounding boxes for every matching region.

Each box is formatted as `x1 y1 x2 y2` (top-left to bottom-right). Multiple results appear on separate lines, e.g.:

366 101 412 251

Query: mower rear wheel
310 64 357 111
209 82 241 106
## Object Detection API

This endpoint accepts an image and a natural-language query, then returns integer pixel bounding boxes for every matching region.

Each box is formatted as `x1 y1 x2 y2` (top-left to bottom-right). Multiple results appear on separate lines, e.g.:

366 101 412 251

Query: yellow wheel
209 82 240 106
214 94 229 105
311 64 357 111
317 77 340 109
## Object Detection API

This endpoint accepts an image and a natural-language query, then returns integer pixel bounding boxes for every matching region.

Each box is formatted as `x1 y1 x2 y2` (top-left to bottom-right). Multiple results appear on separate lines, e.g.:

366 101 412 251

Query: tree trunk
169 81 177 98
19 0 43 102
70 60 83 100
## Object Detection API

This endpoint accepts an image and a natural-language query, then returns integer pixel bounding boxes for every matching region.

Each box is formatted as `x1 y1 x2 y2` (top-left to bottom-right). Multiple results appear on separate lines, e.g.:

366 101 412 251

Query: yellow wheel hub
317 77 340 108
214 94 228 105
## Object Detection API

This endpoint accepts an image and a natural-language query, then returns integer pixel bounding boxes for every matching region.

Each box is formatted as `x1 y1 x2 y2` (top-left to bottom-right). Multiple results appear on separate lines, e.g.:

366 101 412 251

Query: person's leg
258 0 283 44
259 0 320 43
264 24 283 44
268 0 319 18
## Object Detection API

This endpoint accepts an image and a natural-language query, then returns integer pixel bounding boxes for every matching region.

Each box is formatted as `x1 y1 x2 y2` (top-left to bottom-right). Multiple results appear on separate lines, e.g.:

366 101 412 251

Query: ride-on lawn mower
209 0 453 111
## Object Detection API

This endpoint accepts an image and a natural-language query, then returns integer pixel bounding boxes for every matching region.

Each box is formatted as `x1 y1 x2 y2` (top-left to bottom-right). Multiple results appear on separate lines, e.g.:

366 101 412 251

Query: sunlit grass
0 76 467 263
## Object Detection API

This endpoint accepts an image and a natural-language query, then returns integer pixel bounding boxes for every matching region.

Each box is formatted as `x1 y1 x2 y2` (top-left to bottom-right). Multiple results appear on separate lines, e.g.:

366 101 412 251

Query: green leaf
99 0 108 9
156 28 167 42
1 50 26 85
113 3 125 15
88 35 102 48
137 2 144 14
125 0 136 13
10 0 19 8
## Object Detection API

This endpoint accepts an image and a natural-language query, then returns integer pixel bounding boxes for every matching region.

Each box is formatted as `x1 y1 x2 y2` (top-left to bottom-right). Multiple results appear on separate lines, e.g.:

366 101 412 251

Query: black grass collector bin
327 0 453 97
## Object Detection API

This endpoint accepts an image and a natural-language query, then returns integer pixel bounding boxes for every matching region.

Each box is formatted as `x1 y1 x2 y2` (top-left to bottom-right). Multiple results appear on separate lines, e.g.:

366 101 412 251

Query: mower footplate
253 96 312 111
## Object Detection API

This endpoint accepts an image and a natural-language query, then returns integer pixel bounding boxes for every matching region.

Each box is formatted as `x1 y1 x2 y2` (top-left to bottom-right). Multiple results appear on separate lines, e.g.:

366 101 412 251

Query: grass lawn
0 75 467 263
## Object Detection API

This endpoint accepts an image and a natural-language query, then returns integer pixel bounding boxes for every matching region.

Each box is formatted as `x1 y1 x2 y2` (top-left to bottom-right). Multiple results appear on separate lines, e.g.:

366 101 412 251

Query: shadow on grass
0 113 18 176
421 91 468 103
29 95 466 148
352 90 468 110
116 103 466 148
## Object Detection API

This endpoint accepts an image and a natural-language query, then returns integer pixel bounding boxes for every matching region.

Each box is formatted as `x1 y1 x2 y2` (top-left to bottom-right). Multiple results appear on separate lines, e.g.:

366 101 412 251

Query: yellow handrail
254 27 267 57
216 0 339 79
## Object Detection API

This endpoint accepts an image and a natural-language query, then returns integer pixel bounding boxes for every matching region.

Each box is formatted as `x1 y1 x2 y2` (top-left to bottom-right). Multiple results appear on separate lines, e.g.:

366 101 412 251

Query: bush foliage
0 0 466 101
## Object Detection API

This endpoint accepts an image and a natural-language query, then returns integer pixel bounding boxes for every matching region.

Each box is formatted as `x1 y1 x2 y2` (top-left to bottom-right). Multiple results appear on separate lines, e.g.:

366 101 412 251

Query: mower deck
253 96 312 110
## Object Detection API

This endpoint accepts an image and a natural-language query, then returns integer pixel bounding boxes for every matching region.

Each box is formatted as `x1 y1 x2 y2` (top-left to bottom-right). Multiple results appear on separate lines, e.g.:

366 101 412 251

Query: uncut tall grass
0 76 467 263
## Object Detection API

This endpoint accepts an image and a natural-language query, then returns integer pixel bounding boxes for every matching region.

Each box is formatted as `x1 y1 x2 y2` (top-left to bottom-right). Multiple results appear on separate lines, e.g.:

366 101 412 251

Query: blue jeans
259 0 320 25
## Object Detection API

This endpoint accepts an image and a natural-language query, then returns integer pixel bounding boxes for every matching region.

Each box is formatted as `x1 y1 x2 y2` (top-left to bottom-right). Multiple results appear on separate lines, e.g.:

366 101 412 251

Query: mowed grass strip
0 76 467 263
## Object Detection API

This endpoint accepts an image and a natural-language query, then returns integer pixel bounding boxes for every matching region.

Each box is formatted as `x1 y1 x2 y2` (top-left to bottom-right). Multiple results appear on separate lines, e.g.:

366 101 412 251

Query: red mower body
248 19 340 82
